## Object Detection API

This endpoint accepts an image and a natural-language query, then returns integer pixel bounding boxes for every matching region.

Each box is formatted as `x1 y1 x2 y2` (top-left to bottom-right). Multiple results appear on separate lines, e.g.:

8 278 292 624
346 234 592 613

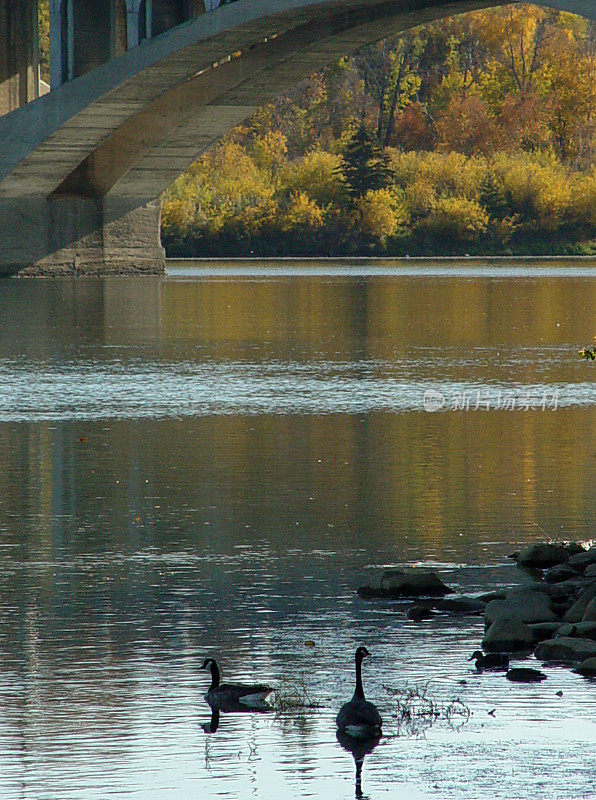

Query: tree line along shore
158 5 595 257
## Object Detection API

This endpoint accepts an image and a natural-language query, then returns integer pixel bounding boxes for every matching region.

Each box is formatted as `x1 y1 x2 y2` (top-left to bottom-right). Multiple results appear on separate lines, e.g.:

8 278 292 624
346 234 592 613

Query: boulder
407 605 435 621
535 636 596 664
565 542 589 556
544 563 579 583
357 585 385 599
516 543 572 569
575 657 596 677
585 564 596 577
575 622 596 641
522 581 574 600
564 582 596 622
529 622 562 641
485 589 557 627
582 597 596 622
478 591 507 602
435 596 485 615
482 619 535 652
553 623 577 638
547 578 586 598
567 548 596 569
379 569 453 597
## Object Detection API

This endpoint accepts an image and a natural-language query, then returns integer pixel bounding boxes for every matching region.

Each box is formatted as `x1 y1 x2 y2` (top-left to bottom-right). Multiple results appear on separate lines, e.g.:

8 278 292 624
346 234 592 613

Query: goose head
200 658 217 672
355 646 371 663
468 650 484 662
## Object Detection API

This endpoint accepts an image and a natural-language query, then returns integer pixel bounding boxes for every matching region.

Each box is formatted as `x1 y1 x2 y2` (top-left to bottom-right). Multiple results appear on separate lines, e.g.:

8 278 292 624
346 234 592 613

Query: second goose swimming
336 646 383 738
200 658 274 709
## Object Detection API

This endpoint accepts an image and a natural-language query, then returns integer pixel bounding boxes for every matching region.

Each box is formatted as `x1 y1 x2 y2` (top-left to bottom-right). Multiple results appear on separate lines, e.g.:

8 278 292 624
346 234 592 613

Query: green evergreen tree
338 125 391 199
479 169 508 220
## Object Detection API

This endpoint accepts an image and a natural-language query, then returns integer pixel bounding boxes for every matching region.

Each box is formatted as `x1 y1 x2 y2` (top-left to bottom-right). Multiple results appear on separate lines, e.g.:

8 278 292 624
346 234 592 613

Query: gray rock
407 604 434 621
566 542 589 556
522 581 574 599
380 569 453 597
535 637 596 663
516 543 572 569
482 619 535 652
549 578 587 597
485 589 557 627
582 597 596 622
435 596 485 615
478 591 507 602
585 564 596 577
529 622 562 641
575 622 596 640
553 623 577 638
357 584 385 599
564 582 596 622
544 563 579 583
567 548 596 569
575 656 596 677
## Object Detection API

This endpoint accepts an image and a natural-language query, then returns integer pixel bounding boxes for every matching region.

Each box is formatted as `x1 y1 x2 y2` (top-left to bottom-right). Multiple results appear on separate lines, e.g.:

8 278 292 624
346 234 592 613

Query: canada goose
200 658 274 708
336 646 382 738
468 651 510 671
506 667 547 683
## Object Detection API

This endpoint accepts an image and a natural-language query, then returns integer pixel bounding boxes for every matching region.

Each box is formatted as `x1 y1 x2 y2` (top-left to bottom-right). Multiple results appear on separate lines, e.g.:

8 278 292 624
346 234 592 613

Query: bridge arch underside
0 0 593 275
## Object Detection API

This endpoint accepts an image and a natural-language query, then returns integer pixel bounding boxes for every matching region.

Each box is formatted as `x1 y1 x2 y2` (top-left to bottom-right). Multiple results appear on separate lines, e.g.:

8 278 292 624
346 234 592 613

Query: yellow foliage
251 130 288 176
282 150 346 205
161 197 195 236
357 188 409 239
405 179 436 216
282 192 324 231
232 199 280 237
389 151 486 199
569 170 596 228
421 196 488 240
491 152 572 229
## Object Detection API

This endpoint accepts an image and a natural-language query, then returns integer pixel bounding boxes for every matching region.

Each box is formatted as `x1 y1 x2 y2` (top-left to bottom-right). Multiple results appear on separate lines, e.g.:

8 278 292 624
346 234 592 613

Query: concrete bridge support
0 195 164 276
0 0 40 115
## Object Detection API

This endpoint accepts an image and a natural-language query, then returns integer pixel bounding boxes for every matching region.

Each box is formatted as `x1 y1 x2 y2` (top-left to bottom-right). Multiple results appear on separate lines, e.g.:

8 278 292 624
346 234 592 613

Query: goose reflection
201 697 272 735
337 728 380 799
202 706 220 733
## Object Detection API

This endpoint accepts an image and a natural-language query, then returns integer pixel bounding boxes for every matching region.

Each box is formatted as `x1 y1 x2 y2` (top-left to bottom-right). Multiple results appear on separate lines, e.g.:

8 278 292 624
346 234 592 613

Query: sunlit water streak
1 357 595 421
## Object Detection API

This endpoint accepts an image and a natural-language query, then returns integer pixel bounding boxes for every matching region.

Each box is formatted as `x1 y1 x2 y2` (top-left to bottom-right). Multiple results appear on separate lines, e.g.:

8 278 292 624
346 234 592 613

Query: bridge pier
0 195 165 276
0 0 40 115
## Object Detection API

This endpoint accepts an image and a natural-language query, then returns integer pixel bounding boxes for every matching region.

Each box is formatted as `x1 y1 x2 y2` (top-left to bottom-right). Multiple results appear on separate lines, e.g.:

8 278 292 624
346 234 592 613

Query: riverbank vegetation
161 4 595 256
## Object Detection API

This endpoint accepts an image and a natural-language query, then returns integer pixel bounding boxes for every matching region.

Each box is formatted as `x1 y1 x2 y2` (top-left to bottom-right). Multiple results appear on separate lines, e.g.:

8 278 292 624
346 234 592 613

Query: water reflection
337 729 381 799
0 265 594 799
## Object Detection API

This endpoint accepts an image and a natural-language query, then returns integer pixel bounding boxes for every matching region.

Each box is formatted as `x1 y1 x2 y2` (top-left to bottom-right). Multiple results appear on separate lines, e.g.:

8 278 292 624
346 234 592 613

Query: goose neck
354 653 365 699
209 661 220 690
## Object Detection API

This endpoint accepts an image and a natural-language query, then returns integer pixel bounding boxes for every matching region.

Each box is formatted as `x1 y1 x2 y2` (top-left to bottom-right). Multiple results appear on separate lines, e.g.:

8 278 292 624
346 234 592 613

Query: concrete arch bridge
0 0 593 275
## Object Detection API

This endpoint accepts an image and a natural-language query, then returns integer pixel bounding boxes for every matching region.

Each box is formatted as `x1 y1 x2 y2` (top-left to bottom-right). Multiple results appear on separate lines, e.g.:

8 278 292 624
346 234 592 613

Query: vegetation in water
162 5 595 257
271 676 322 712
382 682 471 736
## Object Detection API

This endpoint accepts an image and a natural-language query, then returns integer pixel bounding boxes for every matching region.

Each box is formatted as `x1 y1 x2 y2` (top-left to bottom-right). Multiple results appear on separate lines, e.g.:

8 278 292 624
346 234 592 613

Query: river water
0 260 594 799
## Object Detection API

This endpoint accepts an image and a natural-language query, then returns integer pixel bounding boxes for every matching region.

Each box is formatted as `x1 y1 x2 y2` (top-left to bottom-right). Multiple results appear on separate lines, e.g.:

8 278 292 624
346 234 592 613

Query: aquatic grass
382 682 470 735
272 676 322 713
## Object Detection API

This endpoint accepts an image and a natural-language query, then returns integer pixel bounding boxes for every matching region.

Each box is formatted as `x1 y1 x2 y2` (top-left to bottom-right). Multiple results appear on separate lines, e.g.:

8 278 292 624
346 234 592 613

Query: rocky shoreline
358 541 596 678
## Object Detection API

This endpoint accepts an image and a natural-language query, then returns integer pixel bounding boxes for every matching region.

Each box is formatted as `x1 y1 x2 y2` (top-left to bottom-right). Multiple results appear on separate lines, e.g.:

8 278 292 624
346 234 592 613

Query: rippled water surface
0 261 595 800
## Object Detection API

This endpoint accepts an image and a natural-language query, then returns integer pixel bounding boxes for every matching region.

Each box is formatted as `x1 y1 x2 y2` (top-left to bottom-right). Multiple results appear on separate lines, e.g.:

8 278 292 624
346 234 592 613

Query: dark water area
0 262 594 799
